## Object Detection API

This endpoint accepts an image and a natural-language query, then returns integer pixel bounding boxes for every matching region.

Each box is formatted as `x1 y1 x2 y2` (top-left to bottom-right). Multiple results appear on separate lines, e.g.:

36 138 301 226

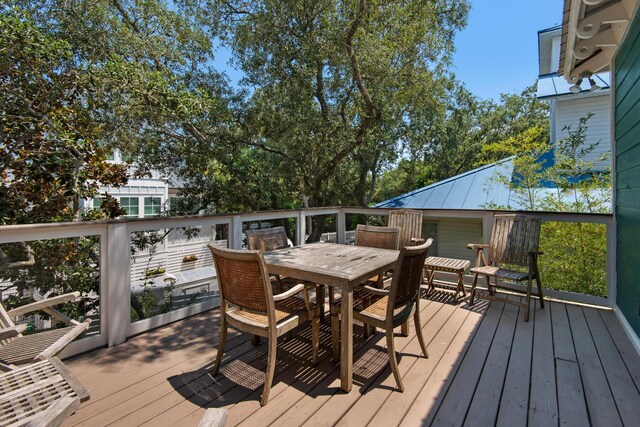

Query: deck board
599 310 640 392
550 302 589 427
495 297 533 427
464 295 520 426
528 299 558 426
583 306 640 425
337 299 457 427
427 297 505 426
567 304 622 427
368 297 474 427
63 292 640 427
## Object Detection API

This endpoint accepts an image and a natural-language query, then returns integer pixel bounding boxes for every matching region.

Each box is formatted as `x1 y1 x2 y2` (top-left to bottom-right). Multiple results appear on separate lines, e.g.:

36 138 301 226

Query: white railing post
106 223 130 346
606 221 616 307
297 210 306 246
337 209 346 244
229 215 243 249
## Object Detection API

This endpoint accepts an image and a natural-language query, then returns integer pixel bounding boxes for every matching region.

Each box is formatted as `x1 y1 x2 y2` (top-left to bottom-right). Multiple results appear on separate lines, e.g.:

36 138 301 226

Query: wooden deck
63 290 640 426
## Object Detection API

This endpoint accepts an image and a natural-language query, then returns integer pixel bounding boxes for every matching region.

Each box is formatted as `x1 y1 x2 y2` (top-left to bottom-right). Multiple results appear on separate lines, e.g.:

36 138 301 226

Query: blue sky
215 0 564 102
453 0 562 100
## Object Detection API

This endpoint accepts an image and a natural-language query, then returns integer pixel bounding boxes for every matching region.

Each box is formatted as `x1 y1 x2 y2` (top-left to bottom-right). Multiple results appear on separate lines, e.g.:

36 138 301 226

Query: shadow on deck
63 288 640 426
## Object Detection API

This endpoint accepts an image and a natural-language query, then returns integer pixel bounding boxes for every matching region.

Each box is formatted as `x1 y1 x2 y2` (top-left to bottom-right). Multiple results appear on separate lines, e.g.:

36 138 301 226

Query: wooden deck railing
0 207 613 358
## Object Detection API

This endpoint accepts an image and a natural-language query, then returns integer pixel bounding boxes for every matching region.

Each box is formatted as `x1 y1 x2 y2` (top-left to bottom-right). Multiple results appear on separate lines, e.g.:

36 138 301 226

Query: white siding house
554 94 611 171
84 150 219 311
537 25 612 172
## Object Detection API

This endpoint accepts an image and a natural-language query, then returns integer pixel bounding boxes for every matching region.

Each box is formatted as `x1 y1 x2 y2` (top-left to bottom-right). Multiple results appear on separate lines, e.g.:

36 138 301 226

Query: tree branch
345 0 378 119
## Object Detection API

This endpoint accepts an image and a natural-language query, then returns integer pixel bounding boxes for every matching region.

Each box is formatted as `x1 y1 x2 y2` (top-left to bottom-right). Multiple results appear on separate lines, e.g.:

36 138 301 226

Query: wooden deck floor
63 290 640 426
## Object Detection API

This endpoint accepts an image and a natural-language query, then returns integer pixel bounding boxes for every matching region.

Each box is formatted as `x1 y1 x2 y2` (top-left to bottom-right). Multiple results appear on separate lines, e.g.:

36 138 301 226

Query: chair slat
388 209 423 248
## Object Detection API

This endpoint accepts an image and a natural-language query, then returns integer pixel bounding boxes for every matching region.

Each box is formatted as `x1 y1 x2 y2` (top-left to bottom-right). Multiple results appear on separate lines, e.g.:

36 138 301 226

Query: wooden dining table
262 242 399 392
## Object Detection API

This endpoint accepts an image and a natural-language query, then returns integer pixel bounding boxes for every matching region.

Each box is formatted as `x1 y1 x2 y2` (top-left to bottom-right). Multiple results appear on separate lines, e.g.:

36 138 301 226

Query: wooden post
106 223 130 346
229 215 243 249
297 210 306 246
482 211 494 245
336 209 346 244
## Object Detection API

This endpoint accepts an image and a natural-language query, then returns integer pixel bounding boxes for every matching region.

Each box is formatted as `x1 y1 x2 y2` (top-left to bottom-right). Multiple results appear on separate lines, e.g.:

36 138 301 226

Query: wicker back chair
353 224 400 289
468 214 544 321
388 209 425 247
245 226 293 291
245 226 289 252
208 245 320 406
331 239 433 392
245 227 324 319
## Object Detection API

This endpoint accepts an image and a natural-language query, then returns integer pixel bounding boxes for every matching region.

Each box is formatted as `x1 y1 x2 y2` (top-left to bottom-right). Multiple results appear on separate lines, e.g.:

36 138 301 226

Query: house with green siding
559 0 640 348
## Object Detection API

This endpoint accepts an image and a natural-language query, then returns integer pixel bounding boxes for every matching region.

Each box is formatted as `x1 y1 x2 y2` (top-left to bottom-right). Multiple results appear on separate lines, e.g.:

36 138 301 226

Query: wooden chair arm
467 243 489 250
360 285 390 296
7 292 81 318
26 396 81 427
410 237 425 245
35 319 92 361
0 324 28 340
272 284 305 301
468 243 489 268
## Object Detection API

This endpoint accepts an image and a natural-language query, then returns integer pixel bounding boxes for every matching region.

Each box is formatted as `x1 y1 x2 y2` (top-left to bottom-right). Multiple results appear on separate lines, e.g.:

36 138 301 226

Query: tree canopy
2 0 473 224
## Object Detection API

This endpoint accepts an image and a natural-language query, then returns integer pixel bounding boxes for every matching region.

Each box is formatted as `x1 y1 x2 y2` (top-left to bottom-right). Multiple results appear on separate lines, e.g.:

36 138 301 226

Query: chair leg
524 276 533 322
414 307 428 358
385 328 404 392
537 277 545 309
311 316 320 365
469 274 479 306
486 275 494 295
331 309 340 362
261 335 278 406
400 321 409 337
535 263 545 309
212 316 227 376
317 285 325 323
251 334 261 346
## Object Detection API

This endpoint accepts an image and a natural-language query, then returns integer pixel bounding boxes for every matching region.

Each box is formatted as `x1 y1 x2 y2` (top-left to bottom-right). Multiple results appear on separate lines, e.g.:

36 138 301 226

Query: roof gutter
562 0 583 82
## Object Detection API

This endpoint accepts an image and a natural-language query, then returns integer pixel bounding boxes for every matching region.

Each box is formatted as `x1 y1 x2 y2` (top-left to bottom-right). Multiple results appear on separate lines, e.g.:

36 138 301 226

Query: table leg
340 283 353 393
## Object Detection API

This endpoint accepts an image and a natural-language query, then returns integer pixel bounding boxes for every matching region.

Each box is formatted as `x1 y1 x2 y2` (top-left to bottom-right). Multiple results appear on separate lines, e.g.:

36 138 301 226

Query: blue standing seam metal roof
374 154 608 211
375 157 550 210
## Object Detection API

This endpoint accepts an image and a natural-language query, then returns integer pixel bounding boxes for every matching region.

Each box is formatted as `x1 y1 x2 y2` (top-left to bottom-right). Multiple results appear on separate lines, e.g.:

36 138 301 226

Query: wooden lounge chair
0 357 90 427
0 292 91 370
468 214 544 322
388 209 425 247
330 239 433 391
208 245 320 406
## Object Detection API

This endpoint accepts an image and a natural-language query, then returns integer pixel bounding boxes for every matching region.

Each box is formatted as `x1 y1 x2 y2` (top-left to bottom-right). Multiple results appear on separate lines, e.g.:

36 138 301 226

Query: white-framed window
92 198 103 211
120 197 139 218
144 197 162 217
